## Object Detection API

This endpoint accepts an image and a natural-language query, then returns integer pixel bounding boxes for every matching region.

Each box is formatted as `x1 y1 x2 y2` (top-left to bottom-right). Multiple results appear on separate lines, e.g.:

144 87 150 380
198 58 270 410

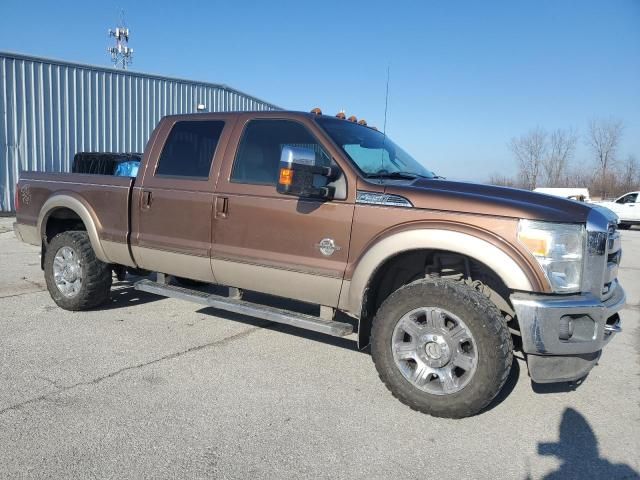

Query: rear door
211 116 356 307
131 117 234 282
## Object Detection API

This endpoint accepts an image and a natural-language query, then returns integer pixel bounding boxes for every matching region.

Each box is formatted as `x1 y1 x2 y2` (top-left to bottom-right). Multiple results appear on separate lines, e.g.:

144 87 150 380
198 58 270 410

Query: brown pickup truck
14 109 625 418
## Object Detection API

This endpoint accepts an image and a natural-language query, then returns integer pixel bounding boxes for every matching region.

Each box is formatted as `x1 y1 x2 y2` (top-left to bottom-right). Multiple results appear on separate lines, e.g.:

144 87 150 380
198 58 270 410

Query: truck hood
383 179 594 223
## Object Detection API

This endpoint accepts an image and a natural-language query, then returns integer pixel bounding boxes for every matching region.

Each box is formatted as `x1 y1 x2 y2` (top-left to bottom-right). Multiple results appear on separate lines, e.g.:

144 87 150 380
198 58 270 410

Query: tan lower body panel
131 246 216 283
102 240 136 267
337 280 353 313
212 258 343 307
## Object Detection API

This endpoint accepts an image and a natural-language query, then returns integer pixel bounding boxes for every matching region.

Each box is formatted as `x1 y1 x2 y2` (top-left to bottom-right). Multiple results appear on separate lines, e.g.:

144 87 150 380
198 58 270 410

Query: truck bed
15 171 135 266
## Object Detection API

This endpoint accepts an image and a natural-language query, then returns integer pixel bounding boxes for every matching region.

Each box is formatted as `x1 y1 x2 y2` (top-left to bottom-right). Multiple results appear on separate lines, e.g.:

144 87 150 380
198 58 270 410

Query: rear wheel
371 279 512 418
44 231 112 311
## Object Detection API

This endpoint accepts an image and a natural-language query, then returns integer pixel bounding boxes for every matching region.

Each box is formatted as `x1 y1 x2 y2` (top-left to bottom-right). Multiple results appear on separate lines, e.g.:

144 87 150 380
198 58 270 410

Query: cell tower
108 11 134 69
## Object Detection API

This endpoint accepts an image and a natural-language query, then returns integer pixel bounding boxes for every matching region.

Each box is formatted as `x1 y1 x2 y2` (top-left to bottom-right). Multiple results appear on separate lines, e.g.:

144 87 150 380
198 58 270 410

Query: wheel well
358 249 517 348
44 208 87 243
41 208 87 269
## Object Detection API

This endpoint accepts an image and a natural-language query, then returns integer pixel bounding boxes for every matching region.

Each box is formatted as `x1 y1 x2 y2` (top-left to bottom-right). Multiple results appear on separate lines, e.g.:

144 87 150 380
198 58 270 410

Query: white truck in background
594 192 640 229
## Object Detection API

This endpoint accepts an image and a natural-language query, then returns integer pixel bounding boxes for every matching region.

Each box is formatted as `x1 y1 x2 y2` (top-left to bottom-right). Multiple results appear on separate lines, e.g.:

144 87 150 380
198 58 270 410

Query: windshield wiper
366 171 427 180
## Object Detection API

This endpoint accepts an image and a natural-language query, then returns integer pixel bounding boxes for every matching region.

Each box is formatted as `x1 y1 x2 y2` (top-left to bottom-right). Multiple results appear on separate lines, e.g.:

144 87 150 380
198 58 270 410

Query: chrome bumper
511 283 625 383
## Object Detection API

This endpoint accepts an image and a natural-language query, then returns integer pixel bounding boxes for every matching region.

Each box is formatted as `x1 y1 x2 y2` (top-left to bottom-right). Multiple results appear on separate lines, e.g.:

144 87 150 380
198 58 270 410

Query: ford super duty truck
13 109 625 418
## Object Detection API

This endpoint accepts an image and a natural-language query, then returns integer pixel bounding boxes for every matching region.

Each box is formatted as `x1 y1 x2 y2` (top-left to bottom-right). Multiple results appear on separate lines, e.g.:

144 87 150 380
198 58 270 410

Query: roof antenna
380 63 390 174
383 64 390 135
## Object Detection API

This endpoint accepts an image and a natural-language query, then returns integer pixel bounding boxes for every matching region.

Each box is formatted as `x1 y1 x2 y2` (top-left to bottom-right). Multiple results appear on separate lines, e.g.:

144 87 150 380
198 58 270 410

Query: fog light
559 316 575 341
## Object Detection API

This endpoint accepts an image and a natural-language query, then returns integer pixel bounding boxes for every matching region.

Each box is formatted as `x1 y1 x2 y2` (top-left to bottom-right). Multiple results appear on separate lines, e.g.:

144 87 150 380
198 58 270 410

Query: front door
211 118 355 307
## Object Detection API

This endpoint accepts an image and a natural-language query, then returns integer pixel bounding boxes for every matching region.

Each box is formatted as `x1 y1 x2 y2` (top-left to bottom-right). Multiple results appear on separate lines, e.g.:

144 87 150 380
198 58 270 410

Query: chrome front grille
584 207 622 299
602 223 621 299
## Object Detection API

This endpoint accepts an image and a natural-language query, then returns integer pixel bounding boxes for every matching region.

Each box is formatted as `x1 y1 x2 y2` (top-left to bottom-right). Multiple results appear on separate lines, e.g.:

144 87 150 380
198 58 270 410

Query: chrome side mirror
276 146 336 200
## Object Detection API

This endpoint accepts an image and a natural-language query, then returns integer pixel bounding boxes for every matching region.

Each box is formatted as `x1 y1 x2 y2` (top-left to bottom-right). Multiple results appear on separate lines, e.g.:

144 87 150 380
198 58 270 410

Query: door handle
142 190 153 208
215 196 229 219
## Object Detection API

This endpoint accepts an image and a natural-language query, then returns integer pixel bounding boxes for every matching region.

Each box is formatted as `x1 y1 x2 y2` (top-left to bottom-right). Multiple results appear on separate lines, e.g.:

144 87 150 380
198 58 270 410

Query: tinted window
617 193 637 204
231 120 330 185
156 121 224 178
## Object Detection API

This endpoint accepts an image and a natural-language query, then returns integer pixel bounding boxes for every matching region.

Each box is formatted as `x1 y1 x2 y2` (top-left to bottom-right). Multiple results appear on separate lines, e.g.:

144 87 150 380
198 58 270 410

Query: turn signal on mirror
279 167 294 186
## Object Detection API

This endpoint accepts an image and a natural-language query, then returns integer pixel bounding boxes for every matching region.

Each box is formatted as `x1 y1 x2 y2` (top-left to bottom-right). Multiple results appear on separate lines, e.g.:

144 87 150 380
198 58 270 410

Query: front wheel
44 231 112 311
371 279 512 418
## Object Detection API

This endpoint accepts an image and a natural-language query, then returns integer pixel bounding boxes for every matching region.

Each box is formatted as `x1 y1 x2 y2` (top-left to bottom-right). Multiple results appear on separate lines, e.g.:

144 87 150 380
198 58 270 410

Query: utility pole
108 10 134 70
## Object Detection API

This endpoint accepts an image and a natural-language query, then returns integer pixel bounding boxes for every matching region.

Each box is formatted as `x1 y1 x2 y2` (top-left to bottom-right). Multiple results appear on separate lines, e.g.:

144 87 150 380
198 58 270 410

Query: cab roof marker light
310 107 322 115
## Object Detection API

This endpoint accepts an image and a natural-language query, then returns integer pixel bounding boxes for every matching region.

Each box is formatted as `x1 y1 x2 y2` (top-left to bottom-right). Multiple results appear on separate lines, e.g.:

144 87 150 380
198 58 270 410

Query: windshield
315 116 436 179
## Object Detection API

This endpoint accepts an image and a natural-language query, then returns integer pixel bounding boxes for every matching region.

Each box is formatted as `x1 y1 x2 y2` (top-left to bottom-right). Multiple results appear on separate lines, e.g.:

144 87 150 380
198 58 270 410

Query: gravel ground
1 216 639 479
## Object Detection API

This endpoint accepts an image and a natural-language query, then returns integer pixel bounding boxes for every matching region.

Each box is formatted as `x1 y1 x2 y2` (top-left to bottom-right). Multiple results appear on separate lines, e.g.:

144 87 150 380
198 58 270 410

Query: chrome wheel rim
391 306 478 395
53 246 83 297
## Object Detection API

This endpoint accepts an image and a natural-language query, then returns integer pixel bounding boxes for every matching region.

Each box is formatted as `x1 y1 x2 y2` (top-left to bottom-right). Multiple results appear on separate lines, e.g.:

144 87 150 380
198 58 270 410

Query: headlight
517 219 585 293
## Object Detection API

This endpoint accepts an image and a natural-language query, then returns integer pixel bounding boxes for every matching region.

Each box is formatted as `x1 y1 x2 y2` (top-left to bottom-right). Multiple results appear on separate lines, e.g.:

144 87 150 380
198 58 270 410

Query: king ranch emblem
316 238 341 256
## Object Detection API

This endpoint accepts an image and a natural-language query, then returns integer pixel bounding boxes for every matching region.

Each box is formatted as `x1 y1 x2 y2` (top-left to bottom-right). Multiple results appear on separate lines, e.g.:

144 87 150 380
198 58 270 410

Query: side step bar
134 279 353 337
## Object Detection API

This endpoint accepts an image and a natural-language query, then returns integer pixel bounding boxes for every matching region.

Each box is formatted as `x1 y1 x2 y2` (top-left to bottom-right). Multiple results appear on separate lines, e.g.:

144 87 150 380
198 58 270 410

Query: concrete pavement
1 217 638 479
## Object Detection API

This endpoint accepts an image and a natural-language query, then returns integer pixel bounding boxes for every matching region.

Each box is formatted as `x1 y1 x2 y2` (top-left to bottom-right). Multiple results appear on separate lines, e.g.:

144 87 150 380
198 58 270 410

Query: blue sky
1 0 638 181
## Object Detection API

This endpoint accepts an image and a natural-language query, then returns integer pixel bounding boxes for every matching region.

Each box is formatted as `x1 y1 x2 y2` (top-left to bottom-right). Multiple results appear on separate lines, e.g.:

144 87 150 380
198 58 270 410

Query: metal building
0 51 279 212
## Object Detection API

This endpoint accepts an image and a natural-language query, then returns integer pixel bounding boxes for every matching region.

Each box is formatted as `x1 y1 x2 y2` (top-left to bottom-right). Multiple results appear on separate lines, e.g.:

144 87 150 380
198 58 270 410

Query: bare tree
618 154 639 194
488 173 519 188
509 128 547 189
542 128 578 187
586 118 624 198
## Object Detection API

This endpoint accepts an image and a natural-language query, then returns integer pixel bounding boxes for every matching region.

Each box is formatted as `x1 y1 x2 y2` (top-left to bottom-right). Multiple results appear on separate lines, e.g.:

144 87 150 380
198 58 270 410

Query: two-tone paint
14 111 602 334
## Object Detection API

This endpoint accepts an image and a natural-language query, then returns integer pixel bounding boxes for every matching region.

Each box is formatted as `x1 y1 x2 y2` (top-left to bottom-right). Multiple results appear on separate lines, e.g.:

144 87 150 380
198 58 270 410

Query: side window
156 120 224 178
231 120 331 185
617 194 637 204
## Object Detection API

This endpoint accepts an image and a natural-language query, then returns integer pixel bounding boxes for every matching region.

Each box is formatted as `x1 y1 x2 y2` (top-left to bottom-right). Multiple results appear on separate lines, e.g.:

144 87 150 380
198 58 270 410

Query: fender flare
37 193 109 262
342 228 541 316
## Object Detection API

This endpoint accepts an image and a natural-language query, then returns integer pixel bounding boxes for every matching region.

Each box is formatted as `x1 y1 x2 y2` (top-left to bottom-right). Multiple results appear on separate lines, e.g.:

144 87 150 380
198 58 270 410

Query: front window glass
617 193 638 204
315 116 435 179
231 120 331 186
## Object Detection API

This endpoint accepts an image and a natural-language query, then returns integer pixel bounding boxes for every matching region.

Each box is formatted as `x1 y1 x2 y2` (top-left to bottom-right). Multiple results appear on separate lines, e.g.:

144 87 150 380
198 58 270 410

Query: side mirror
277 146 336 200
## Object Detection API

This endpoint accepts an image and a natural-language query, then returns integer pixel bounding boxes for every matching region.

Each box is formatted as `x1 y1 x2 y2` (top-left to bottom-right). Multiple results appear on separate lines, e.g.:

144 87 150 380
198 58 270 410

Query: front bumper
511 282 625 383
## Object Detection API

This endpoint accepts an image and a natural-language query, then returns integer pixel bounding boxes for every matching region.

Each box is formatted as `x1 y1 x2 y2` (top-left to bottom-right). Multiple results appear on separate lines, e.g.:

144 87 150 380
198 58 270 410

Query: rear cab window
155 120 225 179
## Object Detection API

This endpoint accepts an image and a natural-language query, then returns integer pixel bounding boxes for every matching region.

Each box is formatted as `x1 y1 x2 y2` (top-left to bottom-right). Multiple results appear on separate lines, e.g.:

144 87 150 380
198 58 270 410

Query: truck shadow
97 280 164 310
97 280 530 413
534 407 639 479
194 305 361 352
196 300 523 411
531 376 588 394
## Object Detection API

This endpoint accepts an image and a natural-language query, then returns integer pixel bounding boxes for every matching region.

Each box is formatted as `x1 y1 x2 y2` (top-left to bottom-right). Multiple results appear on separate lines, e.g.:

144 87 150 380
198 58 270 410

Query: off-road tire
44 231 112 310
371 278 513 418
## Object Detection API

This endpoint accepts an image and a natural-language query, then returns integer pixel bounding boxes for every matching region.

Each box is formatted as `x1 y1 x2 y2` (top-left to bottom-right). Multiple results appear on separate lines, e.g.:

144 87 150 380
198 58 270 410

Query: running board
134 279 353 337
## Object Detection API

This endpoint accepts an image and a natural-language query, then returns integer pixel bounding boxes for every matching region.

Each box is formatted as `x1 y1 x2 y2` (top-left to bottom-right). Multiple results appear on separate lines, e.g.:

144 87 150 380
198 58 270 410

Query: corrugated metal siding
0 51 280 212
